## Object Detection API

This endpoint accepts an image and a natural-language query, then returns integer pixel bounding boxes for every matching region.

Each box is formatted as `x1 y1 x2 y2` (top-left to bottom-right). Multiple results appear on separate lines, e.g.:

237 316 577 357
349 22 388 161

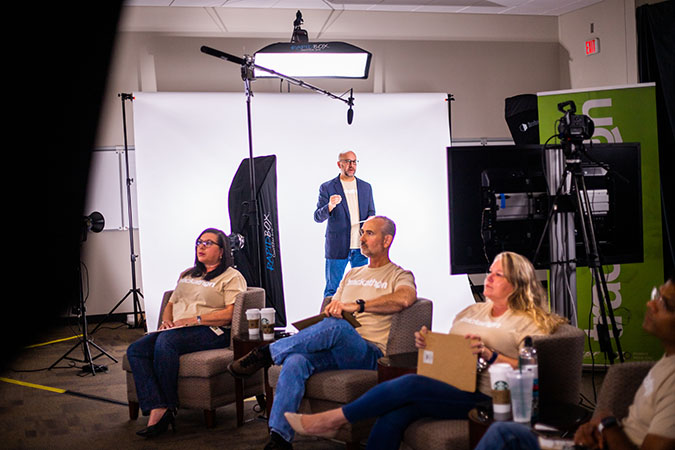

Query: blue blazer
314 176 376 259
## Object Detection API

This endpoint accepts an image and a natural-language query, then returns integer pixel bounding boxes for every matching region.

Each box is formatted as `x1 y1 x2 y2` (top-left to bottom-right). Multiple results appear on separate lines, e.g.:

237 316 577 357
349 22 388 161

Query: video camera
557 100 594 143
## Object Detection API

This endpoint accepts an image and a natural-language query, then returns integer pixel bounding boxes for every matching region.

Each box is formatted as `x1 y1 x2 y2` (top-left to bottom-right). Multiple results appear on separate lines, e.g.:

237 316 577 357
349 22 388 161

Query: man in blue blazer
314 151 376 297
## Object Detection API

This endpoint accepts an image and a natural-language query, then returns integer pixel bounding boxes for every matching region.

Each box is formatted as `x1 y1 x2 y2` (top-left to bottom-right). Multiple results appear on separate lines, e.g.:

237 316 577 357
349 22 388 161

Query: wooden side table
232 333 276 426
376 351 418 383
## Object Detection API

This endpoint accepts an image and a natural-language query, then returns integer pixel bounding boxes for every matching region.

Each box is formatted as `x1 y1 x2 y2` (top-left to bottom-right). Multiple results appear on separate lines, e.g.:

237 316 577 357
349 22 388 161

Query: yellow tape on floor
24 335 83 349
0 377 128 406
0 377 66 394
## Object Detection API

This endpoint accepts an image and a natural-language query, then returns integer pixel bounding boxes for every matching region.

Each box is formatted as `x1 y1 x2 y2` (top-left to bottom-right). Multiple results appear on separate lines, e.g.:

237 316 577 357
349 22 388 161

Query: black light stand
241 60 263 287
49 213 117 375
534 103 624 364
200 46 359 289
91 93 145 333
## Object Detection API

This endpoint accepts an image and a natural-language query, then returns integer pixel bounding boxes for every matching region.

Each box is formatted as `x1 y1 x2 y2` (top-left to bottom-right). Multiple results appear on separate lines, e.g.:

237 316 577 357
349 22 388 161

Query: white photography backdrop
133 91 475 332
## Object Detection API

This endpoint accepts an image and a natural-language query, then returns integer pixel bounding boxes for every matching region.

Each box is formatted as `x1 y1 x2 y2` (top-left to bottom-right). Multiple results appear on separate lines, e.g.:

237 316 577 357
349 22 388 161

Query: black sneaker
228 345 273 378
263 431 293 450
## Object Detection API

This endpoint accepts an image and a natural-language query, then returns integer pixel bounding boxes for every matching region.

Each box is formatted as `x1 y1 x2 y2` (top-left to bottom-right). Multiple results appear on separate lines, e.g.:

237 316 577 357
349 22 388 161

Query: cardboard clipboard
416 332 477 392
292 311 361 331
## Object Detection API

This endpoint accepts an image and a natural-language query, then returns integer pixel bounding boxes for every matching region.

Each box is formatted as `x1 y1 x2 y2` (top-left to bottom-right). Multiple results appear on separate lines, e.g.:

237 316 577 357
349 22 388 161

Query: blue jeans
126 326 231 415
324 249 368 297
268 317 383 442
474 422 541 450
342 374 491 450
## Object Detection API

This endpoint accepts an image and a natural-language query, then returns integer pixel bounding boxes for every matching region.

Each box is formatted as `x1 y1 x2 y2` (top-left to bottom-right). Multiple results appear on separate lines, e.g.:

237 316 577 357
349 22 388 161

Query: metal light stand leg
91 93 145 334
49 262 118 374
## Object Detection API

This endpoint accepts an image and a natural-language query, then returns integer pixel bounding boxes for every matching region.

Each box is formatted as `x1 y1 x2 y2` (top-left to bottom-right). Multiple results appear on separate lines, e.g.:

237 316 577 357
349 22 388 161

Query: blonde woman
285 251 565 450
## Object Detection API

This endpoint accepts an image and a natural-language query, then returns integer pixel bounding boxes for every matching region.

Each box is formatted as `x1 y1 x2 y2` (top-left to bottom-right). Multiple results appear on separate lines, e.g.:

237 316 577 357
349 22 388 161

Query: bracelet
487 349 499 365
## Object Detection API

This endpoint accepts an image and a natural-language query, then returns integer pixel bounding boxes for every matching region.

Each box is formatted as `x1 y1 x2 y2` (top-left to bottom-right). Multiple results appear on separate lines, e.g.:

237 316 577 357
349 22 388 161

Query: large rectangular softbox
228 155 286 326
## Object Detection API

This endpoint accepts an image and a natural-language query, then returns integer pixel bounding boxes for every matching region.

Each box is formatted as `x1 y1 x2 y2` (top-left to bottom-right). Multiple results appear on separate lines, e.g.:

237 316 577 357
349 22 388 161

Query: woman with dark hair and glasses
126 228 247 438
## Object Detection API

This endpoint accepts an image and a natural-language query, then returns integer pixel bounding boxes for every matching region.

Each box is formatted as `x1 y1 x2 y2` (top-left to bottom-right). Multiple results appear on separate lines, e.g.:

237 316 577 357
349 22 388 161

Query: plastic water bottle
519 336 539 420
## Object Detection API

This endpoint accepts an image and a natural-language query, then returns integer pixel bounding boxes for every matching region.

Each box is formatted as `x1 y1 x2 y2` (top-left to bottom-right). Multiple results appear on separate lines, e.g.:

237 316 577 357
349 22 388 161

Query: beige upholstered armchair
268 296 433 450
401 323 586 450
593 360 655 420
123 287 265 428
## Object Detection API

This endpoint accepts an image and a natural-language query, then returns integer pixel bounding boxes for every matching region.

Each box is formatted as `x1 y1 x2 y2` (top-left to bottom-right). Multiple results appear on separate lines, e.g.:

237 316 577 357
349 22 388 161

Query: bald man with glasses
314 150 376 298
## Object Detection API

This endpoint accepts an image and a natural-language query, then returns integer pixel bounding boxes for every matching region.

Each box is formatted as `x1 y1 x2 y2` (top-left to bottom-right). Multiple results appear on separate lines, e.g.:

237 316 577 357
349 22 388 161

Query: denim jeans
341 374 491 450
268 317 383 442
126 326 230 415
474 422 541 450
324 249 368 297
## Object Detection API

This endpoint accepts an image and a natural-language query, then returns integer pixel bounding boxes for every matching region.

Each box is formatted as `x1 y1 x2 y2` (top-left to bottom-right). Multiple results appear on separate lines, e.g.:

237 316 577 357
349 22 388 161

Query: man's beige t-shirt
340 178 361 249
169 266 247 322
622 353 675 445
449 301 543 395
333 262 416 354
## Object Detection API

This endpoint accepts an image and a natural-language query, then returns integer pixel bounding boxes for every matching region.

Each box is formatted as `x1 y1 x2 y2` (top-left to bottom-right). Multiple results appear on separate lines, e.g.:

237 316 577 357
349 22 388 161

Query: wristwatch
597 416 619 435
356 299 366 313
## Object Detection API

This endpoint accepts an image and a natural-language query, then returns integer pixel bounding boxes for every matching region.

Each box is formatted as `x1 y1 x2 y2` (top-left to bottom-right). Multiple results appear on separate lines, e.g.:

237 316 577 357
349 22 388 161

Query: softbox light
254 42 372 79
228 155 287 327
505 94 540 145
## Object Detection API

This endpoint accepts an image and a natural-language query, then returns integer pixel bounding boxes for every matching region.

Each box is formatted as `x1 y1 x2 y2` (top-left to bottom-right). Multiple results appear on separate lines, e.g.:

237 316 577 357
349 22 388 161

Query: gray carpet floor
0 322 345 450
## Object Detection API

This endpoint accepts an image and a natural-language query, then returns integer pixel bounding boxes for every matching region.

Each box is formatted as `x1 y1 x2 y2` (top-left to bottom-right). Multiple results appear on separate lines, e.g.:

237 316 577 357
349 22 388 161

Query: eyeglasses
650 286 674 312
196 239 220 248
340 159 358 165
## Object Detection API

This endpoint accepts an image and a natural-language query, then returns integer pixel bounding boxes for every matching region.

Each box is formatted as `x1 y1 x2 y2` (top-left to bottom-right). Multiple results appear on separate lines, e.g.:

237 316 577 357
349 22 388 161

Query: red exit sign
585 38 600 55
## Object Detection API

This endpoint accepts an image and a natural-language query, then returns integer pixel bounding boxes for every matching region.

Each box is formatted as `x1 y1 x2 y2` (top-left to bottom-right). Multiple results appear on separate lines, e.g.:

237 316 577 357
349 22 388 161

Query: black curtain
228 155 287 326
637 0 675 279
3 2 123 369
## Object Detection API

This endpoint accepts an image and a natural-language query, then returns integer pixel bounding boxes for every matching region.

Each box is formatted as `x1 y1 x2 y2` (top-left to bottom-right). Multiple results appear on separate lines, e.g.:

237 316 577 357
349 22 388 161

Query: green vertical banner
537 83 663 364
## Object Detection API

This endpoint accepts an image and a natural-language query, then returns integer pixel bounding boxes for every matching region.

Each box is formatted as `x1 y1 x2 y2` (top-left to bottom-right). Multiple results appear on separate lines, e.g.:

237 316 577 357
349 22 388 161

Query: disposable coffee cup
260 308 276 341
507 369 534 423
488 363 512 421
246 308 261 338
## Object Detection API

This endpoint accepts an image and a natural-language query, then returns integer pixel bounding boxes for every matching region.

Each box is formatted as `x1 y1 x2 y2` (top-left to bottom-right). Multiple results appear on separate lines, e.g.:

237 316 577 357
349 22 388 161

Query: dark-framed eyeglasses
196 239 220 248
340 159 358 165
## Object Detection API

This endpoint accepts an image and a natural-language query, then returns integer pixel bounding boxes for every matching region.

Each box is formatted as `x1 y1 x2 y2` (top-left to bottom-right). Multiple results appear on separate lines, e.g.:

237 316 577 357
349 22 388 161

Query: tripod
92 93 145 334
49 258 117 374
535 142 624 364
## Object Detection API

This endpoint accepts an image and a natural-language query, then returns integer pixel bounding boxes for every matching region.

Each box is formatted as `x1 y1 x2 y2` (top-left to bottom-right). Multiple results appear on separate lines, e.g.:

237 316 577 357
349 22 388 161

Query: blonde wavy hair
495 251 567 334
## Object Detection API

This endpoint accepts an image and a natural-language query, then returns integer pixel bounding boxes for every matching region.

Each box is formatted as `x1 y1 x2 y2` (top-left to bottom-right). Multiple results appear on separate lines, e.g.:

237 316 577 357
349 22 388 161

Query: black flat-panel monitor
447 143 643 274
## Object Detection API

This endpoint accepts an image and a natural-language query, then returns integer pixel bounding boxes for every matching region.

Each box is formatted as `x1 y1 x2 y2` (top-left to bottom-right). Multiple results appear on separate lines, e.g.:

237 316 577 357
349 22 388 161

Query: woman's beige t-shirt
169 266 247 323
450 300 543 395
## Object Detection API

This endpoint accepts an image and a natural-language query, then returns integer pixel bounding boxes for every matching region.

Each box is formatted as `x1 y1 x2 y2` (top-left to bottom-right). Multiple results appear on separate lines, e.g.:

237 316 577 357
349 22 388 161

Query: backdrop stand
92 93 145 333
